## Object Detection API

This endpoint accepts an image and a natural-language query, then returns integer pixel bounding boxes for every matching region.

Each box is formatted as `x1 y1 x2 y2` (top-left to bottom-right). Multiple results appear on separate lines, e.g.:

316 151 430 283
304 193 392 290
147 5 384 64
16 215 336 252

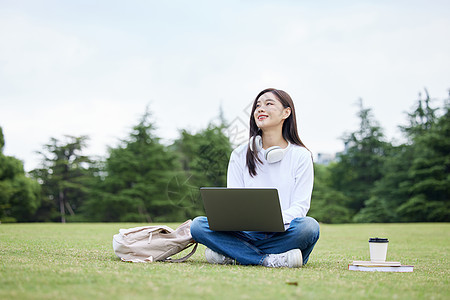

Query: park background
1 3 449 299
0 1 449 224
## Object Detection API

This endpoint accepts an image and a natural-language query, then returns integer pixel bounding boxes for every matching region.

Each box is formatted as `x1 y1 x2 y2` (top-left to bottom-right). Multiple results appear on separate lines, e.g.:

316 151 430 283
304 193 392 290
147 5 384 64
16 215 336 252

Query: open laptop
200 187 285 232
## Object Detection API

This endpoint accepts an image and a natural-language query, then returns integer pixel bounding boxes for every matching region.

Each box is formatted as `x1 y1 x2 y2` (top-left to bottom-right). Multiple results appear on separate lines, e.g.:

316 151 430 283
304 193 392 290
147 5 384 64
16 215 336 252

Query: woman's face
253 92 291 130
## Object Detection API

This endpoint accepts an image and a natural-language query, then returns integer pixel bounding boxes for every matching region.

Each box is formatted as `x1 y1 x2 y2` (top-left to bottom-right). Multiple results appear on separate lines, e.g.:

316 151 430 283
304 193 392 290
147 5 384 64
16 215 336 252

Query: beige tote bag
113 219 198 263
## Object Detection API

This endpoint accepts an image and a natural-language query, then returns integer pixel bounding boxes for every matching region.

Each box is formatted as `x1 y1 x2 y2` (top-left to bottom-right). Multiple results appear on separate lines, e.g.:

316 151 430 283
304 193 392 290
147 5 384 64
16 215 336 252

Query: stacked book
348 261 414 272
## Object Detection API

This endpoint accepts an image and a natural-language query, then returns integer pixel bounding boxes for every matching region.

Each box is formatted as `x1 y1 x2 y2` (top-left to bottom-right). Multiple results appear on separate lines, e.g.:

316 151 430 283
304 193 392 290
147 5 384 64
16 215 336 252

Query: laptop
200 187 285 232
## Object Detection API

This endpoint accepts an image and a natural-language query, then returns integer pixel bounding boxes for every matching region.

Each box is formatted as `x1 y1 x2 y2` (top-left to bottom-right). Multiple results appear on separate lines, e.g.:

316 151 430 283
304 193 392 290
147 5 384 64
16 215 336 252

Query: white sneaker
263 249 303 268
205 248 235 265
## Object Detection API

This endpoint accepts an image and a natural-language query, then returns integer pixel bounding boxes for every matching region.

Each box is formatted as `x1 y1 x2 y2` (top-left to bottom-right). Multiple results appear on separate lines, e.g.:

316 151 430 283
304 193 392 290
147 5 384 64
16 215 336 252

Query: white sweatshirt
227 142 314 226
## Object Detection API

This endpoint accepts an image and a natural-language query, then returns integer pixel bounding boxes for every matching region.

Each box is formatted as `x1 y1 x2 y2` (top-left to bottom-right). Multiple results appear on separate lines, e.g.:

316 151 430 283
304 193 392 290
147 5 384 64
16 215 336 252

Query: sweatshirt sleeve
227 148 245 188
282 150 314 223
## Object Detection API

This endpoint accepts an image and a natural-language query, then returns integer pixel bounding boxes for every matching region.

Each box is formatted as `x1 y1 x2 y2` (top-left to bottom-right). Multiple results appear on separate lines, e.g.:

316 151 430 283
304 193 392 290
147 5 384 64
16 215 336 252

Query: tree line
1 90 448 223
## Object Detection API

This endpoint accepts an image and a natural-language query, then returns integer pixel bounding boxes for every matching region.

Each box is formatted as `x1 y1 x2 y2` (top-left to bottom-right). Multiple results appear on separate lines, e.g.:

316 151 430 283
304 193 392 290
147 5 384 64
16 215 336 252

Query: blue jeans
190 216 320 265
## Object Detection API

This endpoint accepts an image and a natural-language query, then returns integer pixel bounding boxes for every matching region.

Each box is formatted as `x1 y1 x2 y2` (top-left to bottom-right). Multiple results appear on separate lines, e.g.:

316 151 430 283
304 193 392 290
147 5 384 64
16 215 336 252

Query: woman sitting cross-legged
191 88 320 268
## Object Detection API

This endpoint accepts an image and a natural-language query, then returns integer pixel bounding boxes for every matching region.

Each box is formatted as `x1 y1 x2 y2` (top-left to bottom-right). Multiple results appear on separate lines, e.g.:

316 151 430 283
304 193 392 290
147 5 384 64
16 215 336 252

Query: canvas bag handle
164 242 198 263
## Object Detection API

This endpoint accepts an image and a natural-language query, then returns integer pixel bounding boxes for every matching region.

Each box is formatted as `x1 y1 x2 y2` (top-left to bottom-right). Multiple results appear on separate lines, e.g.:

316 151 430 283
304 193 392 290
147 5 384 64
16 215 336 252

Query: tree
83 109 184 222
397 99 449 221
169 122 233 217
355 89 450 222
329 99 391 220
400 88 437 140
353 144 412 222
0 127 41 222
30 135 93 222
308 163 353 223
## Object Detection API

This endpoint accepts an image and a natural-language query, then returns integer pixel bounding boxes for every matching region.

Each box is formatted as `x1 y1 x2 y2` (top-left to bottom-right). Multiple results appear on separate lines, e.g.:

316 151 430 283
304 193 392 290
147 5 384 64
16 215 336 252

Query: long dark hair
246 88 308 176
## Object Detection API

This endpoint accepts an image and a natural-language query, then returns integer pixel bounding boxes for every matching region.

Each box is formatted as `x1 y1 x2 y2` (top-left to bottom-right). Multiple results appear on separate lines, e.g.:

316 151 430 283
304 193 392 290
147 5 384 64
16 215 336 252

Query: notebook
200 187 285 232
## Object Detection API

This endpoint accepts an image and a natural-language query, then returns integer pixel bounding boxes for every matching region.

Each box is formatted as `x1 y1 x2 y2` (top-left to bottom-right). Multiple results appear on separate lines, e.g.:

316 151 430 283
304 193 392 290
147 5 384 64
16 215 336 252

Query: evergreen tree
0 127 41 222
83 109 184 222
169 122 233 216
30 135 93 222
309 163 353 223
329 99 391 220
356 89 449 222
400 88 437 140
353 145 411 222
397 99 449 221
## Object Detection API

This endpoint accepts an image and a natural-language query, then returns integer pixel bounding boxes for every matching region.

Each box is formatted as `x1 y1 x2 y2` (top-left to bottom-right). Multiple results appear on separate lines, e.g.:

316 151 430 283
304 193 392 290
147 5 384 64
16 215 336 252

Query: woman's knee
291 216 320 240
190 216 208 239
304 216 320 239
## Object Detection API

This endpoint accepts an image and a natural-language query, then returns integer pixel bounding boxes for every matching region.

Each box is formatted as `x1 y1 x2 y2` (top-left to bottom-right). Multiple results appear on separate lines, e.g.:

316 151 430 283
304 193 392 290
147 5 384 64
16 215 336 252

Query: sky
1 0 449 171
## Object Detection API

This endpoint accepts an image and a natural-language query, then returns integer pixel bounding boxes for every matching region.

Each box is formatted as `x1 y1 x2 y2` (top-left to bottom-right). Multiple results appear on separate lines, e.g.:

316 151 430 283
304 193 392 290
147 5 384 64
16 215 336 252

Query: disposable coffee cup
369 237 389 262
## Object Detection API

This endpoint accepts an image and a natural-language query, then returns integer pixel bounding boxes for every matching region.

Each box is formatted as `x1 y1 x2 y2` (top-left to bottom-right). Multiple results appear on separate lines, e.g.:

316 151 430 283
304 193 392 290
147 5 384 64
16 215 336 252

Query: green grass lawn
0 222 448 299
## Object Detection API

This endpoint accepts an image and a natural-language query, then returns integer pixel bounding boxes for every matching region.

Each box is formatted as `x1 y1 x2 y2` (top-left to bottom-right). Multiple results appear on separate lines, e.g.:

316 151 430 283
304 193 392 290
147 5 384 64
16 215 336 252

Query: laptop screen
200 187 285 232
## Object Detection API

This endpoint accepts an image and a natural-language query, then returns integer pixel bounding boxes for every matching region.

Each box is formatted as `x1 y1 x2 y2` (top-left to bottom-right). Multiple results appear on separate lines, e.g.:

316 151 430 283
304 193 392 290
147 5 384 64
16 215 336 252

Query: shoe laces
265 253 288 268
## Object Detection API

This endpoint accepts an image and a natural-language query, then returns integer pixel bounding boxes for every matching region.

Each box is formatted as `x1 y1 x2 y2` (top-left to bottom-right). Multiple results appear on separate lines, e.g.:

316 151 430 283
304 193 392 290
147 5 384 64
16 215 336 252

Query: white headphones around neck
249 135 289 164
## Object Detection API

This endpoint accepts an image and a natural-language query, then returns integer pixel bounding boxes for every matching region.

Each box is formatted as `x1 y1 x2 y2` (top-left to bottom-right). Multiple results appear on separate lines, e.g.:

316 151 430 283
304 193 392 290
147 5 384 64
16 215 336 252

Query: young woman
190 88 320 268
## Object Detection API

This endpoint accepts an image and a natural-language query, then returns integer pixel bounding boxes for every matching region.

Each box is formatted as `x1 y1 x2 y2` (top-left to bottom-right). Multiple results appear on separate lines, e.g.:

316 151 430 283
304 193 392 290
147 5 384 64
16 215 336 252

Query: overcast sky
1 0 449 171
